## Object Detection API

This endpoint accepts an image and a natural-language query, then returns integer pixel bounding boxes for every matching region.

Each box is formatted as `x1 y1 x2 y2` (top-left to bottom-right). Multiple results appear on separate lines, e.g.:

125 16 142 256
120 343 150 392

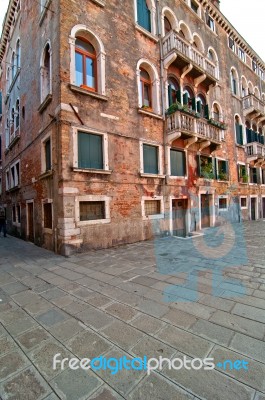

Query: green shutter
204 104 209 119
212 157 217 179
137 0 151 32
45 139 51 171
78 132 103 169
170 149 186 176
176 89 182 103
183 92 188 105
197 154 201 177
192 98 196 111
168 85 173 106
196 100 202 113
143 144 158 174
239 125 243 145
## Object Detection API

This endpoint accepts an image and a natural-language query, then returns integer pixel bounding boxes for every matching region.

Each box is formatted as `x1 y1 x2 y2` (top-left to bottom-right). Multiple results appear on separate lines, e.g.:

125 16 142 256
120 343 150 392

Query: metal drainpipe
156 0 169 214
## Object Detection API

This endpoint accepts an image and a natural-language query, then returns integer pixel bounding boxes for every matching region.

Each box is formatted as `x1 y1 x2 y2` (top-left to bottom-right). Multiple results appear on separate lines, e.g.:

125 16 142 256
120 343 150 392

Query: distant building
0 0 264 254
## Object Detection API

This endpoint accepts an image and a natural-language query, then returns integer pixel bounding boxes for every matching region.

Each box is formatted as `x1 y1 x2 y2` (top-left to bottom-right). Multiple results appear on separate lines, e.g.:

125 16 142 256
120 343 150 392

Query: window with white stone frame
10 160 20 189
141 196 164 220
139 141 163 176
218 196 228 211
135 0 157 36
240 197 248 209
43 199 53 231
41 133 52 174
75 195 111 226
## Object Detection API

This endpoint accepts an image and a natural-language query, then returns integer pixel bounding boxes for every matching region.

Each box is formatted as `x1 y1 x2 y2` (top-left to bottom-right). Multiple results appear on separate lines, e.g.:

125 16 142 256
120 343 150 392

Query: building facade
0 0 264 255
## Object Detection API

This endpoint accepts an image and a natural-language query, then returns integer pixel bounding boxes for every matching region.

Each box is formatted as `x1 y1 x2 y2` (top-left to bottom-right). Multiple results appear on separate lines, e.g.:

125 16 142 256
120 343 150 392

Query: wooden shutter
45 139 51 171
78 132 103 169
137 0 151 32
183 92 189 105
168 85 173 106
197 154 201 177
143 144 158 174
204 104 209 119
192 98 196 111
212 157 217 179
196 101 202 113
176 89 182 103
170 149 185 176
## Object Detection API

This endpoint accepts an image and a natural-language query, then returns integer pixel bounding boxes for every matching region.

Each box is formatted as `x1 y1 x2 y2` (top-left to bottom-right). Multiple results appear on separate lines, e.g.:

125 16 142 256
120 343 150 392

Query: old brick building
0 0 264 255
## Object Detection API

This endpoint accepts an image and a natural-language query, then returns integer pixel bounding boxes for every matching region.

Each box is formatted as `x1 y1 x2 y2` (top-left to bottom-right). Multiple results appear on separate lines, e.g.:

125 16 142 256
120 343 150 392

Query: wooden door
201 194 210 228
172 199 187 237
27 203 34 242
251 198 256 221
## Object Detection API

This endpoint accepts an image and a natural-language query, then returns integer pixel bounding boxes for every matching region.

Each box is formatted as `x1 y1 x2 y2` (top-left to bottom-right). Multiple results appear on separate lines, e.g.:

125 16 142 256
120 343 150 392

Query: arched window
75 37 96 91
15 99 20 130
252 123 257 133
140 68 152 108
230 68 238 95
164 17 172 34
70 25 106 96
41 42 52 102
6 67 10 90
248 82 253 95
16 39 20 69
212 103 221 121
241 76 247 97
136 0 156 34
235 115 243 145
11 52 16 80
196 94 207 118
168 77 179 106
193 34 204 53
178 22 192 42
137 59 160 114
183 86 194 110
254 87 260 99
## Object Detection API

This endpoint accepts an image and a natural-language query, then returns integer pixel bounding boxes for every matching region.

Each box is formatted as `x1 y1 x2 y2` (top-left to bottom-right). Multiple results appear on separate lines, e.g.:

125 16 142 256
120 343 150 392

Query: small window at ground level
219 198 228 210
144 200 161 216
44 203 52 229
240 197 247 208
80 201 105 221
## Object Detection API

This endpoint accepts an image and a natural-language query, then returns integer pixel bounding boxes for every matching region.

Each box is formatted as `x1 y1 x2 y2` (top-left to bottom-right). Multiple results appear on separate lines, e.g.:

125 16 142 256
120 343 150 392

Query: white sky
0 0 264 60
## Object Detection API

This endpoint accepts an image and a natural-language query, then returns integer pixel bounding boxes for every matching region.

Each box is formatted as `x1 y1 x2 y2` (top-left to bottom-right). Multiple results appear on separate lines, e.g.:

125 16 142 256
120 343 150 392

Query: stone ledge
69 85 108 101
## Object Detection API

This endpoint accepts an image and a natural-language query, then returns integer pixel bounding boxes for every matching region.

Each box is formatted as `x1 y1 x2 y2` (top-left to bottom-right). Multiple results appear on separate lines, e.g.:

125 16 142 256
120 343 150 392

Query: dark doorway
27 202 34 242
172 199 187 237
201 194 211 228
251 198 256 221
263 198 265 219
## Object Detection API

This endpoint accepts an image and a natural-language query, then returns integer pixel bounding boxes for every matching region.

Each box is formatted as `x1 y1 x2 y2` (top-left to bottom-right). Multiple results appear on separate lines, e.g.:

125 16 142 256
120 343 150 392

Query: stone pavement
0 221 265 400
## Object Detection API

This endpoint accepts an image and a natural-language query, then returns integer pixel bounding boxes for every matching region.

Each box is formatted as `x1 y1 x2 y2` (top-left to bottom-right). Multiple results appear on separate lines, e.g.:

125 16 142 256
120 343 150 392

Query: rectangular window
6 170 9 191
78 132 103 170
238 164 248 183
262 169 265 185
12 205 16 223
144 200 161 216
170 149 186 176
219 198 228 210
249 167 258 184
16 205 21 224
137 0 151 32
199 155 216 179
252 59 257 73
207 16 215 31
228 36 235 51
80 201 105 221
235 124 243 145
240 197 247 209
217 160 228 181
238 47 245 62
45 139 51 171
43 203 53 229
10 161 20 188
143 144 159 174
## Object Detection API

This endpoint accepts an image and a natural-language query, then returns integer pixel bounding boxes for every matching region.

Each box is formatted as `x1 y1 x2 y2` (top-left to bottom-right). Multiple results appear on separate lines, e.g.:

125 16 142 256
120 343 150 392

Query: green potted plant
201 163 215 179
218 171 228 181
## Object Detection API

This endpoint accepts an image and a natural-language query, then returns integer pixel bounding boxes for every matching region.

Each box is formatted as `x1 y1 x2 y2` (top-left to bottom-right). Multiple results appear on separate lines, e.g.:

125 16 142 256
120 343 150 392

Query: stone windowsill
39 170 53 180
140 173 165 178
138 108 163 119
8 185 20 193
236 144 245 149
69 85 108 101
77 218 111 227
73 168 112 175
135 24 159 43
38 94 52 113
9 133 20 150
143 214 164 221
39 0 52 25
43 227 53 234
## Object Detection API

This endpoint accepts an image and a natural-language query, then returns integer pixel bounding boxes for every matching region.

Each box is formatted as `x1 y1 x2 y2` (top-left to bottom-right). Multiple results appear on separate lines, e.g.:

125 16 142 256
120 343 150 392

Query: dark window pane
44 203 52 229
143 84 151 107
145 200 160 216
45 139 51 171
80 201 105 221
78 132 103 169
170 149 186 176
143 144 158 174
75 39 95 54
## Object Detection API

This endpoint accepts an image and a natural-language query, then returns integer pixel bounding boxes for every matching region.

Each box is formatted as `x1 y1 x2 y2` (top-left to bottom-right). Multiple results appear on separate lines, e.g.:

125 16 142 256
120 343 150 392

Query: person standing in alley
0 206 7 237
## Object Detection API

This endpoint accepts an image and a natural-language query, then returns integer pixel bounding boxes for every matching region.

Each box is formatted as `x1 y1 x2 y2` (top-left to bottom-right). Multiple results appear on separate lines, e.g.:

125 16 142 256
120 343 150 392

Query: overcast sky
0 0 264 59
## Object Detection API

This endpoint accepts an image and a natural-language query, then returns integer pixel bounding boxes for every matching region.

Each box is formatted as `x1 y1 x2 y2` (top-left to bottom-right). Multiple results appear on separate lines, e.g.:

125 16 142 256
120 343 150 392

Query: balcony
246 142 265 164
243 94 265 120
166 109 224 151
162 32 219 87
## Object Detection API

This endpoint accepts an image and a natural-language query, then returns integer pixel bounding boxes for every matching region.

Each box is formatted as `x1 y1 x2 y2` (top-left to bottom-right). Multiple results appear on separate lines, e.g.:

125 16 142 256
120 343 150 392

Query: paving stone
162 354 255 400
131 314 164 335
36 309 68 328
0 366 52 400
11 290 41 306
189 319 235 346
0 350 31 381
211 346 265 391
7 316 37 336
137 298 169 318
89 385 123 400
94 348 145 396
0 335 16 356
43 394 60 400
116 291 142 307
230 333 265 364
66 330 112 359
209 310 265 340
162 308 198 329
41 288 66 300
131 335 176 359
72 287 94 299
199 294 235 312
128 373 194 400
34 282 55 294
77 307 115 330
49 318 85 342
51 295 75 308
156 325 214 358
24 299 53 315
0 323 7 337
63 300 89 315
87 294 113 308
0 308 28 325
51 366 102 400
254 393 265 400
16 327 50 352
232 303 265 324
104 303 139 321
172 301 216 320
2 281 28 295
28 340 73 380
101 320 144 351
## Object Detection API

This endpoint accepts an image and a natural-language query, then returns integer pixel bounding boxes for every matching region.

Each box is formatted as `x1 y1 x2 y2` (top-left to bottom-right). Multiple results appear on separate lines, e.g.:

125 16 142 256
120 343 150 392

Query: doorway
263 198 265 219
27 202 34 242
201 194 211 228
172 199 187 237
250 197 256 221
